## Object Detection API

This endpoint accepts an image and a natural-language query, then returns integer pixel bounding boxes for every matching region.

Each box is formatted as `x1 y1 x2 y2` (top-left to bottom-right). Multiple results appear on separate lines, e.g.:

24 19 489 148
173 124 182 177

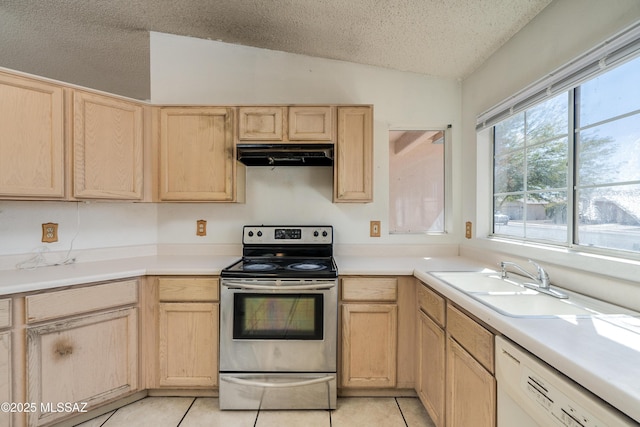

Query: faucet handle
528 259 550 287
528 259 541 276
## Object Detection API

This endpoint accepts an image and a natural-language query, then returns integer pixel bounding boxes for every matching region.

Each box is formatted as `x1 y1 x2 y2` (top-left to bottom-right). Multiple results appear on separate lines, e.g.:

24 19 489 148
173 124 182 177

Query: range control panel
243 226 333 245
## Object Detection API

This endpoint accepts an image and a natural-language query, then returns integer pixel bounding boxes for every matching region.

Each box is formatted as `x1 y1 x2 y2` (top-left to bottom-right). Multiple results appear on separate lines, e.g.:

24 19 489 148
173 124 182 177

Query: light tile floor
74 396 436 427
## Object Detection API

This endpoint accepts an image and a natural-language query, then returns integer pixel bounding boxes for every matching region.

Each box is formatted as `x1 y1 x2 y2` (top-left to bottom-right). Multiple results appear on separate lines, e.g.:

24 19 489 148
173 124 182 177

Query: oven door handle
222 281 336 291
220 374 335 389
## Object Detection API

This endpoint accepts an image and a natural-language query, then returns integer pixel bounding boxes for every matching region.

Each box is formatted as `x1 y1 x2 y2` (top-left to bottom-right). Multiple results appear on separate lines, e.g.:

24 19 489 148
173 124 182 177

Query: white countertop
1 254 638 423
0 255 238 295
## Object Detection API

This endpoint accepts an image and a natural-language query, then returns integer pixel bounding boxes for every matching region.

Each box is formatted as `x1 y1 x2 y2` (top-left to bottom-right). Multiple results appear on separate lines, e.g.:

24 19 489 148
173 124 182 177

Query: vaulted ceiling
0 0 552 100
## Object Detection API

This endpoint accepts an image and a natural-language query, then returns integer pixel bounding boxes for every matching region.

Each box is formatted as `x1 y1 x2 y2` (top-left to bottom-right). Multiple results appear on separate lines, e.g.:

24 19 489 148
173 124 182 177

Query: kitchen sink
473 293 594 317
429 271 636 318
430 271 530 293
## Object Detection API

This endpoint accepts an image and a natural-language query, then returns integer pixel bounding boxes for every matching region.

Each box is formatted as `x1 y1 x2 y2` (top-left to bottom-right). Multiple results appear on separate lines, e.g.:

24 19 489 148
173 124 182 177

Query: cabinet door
238 107 284 141
417 311 445 427
73 91 144 199
158 302 218 387
0 73 65 198
0 331 11 427
341 303 397 388
288 106 332 141
159 107 234 201
26 308 138 426
334 106 373 202
446 337 496 427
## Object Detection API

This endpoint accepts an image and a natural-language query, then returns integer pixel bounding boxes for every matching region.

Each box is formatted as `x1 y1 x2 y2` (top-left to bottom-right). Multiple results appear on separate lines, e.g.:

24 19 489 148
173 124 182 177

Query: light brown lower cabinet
158 302 219 387
26 307 138 426
155 277 220 389
416 280 496 427
446 337 496 427
417 311 445 427
341 303 398 388
0 330 11 427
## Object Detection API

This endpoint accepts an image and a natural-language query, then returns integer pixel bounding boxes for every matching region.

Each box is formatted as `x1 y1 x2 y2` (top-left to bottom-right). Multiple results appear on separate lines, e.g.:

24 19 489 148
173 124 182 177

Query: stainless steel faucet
500 260 567 298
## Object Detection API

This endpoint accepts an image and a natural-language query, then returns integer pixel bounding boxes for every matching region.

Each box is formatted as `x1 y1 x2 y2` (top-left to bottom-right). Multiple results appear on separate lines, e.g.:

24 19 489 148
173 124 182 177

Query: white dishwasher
495 336 637 427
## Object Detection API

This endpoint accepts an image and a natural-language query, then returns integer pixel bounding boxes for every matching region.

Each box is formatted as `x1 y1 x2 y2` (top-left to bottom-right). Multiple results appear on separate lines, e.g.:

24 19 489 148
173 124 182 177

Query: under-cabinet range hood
236 143 333 166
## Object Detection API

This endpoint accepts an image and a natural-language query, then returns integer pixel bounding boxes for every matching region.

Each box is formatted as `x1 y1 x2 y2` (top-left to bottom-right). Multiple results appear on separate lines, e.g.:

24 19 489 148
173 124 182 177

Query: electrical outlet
42 222 58 243
465 221 472 239
370 220 381 237
196 220 207 236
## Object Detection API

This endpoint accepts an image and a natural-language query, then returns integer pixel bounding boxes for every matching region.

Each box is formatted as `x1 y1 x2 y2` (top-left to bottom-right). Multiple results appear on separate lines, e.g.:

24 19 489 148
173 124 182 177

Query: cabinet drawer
26 279 138 323
341 277 397 302
446 305 494 373
158 277 219 302
0 299 10 329
417 283 445 327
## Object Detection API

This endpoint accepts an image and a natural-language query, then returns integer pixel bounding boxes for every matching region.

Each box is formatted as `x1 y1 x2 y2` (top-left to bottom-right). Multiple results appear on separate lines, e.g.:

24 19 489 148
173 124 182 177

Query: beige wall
460 0 640 307
150 32 462 247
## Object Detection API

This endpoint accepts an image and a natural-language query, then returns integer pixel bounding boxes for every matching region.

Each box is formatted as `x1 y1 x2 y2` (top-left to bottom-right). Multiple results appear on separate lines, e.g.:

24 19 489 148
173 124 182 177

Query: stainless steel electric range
219 225 338 410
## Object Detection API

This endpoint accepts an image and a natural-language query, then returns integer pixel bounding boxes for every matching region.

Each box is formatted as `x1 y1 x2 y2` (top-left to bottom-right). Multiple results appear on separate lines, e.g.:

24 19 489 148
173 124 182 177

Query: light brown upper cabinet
238 106 285 141
0 72 65 199
238 106 333 142
334 106 373 202
159 107 235 201
288 106 333 141
73 91 144 200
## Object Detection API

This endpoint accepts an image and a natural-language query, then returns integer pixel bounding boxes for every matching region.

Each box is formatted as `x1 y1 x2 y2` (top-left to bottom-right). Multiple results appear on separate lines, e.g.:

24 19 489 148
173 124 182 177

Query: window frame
488 60 640 259
388 126 452 236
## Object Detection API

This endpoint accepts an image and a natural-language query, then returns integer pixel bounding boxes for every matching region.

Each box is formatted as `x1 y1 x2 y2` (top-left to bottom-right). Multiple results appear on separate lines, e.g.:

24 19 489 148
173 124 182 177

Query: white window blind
477 20 640 131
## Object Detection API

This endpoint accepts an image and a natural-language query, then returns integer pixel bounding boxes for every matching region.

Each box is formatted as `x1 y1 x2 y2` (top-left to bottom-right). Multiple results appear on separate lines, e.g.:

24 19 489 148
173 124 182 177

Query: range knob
248 231 254 237
322 231 328 237
314 231 319 237
257 231 262 237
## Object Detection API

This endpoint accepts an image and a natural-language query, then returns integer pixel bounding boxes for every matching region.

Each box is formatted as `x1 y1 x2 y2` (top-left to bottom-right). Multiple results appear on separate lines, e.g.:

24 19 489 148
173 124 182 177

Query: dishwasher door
498 387 539 427
495 336 637 427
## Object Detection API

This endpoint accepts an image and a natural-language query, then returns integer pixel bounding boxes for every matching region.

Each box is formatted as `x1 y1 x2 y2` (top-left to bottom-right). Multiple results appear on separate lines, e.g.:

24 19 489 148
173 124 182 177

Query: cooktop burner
243 262 278 272
221 257 337 278
286 262 328 271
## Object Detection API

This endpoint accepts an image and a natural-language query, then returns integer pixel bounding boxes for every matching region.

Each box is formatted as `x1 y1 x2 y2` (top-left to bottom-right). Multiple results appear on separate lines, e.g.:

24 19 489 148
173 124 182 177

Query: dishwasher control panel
496 336 636 427
521 365 602 426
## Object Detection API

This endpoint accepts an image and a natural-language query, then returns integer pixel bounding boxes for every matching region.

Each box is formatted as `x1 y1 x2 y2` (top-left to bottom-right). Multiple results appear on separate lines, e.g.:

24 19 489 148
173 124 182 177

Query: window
575 58 640 251
493 94 569 243
491 55 640 254
389 130 445 233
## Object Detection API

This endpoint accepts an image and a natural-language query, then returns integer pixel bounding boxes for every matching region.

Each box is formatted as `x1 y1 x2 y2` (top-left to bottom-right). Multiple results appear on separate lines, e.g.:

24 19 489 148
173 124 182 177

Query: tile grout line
253 406 260 427
394 397 410 427
97 408 117 427
175 397 197 427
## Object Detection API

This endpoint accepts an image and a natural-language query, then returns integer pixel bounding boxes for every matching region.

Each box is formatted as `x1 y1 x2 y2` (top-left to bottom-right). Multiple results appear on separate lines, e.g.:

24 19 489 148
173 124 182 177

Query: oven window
233 294 323 340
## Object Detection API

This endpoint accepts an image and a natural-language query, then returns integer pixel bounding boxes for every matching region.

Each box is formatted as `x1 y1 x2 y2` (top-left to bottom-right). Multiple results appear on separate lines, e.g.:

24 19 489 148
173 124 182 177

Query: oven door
219 279 337 373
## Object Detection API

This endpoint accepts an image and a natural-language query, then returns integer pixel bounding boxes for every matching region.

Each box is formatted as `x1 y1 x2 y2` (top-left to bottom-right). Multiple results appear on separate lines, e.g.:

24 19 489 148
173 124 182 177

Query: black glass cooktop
221 257 338 278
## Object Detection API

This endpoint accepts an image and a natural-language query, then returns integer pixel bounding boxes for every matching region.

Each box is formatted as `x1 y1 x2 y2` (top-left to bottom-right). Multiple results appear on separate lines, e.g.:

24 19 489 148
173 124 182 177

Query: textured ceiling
0 0 552 100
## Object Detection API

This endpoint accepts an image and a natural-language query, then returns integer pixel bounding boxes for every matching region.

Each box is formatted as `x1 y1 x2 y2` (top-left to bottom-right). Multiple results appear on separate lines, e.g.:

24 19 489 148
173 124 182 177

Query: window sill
461 236 640 285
